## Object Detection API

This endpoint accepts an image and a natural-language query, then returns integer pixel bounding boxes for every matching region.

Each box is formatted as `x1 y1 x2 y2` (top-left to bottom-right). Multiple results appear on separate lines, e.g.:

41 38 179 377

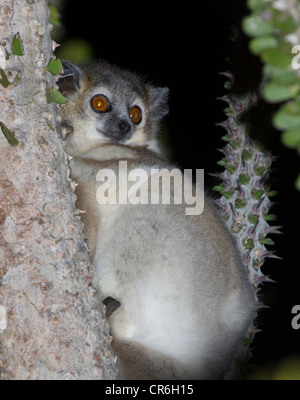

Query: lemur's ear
57 60 82 97
148 86 169 120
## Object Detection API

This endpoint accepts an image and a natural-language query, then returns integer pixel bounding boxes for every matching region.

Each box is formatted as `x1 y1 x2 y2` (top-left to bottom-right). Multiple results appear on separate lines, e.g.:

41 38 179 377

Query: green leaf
0 68 10 88
255 141 266 152
254 166 265 176
252 189 264 200
11 33 24 56
248 214 259 224
46 83 53 103
229 141 239 149
221 135 229 142
212 184 225 192
272 9 297 34
247 0 266 12
267 190 278 197
217 157 227 166
52 87 67 104
244 238 254 250
239 174 249 185
49 4 61 26
225 165 236 174
242 149 252 160
261 48 292 68
264 64 299 86
46 58 63 76
221 191 233 199
264 214 277 222
249 35 277 55
0 121 19 146
281 128 300 148
224 81 232 90
273 108 300 131
281 101 300 115
242 14 273 37
45 84 67 104
223 107 231 115
235 198 246 209
263 81 300 103
259 238 275 246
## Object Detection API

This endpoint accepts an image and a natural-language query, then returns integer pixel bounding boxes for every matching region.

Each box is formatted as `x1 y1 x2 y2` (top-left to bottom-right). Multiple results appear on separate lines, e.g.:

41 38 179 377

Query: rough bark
0 0 117 379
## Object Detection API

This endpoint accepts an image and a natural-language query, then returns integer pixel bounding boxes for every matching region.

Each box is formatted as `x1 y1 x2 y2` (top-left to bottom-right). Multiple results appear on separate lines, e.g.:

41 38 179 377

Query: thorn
207 172 220 179
264 225 284 235
259 250 283 260
219 71 234 81
253 258 265 271
52 40 61 51
257 301 270 310
263 150 272 160
249 221 259 237
229 202 239 219
216 147 227 155
230 127 240 139
266 201 276 212
244 135 252 146
216 96 231 105
213 199 228 213
258 172 270 186
207 172 231 186
252 326 263 335
216 148 236 164
233 101 244 114
262 276 277 284
241 158 249 173
252 196 265 213
254 274 276 286
70 181 79 192
74 209 86 217
215 121 230 130
237 180 245 197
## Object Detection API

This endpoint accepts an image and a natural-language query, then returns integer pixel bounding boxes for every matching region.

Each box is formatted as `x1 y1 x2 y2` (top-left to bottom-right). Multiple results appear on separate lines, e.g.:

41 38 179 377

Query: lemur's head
57 60 169 156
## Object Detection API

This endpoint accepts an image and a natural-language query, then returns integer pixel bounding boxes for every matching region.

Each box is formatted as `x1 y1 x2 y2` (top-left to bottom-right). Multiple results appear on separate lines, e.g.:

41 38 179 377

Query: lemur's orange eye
129 106 142 125
91 95 110 112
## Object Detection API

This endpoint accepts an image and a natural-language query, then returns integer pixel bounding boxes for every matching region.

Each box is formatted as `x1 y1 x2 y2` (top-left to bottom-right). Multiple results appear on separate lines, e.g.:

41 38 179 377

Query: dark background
57 0 300 376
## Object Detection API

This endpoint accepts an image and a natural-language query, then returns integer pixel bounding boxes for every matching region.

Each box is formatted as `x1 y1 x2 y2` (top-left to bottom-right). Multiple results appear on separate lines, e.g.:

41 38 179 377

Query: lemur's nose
118 119 131 136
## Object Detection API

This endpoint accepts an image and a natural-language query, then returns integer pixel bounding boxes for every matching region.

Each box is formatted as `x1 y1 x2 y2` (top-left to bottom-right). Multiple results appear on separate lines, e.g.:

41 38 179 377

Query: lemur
57 60 256 379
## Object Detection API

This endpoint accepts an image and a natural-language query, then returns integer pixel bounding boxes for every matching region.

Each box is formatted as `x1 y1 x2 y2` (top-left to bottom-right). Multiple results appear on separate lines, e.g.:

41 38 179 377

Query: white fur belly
108 279 207 363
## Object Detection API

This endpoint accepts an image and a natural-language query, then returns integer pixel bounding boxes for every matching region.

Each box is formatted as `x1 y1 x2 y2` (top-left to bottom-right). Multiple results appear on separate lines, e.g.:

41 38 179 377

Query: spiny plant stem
215 82 281 376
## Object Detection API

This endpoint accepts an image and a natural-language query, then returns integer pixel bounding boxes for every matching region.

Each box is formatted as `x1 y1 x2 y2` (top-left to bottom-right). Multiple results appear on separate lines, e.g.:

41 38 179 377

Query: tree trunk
0 0 117 379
